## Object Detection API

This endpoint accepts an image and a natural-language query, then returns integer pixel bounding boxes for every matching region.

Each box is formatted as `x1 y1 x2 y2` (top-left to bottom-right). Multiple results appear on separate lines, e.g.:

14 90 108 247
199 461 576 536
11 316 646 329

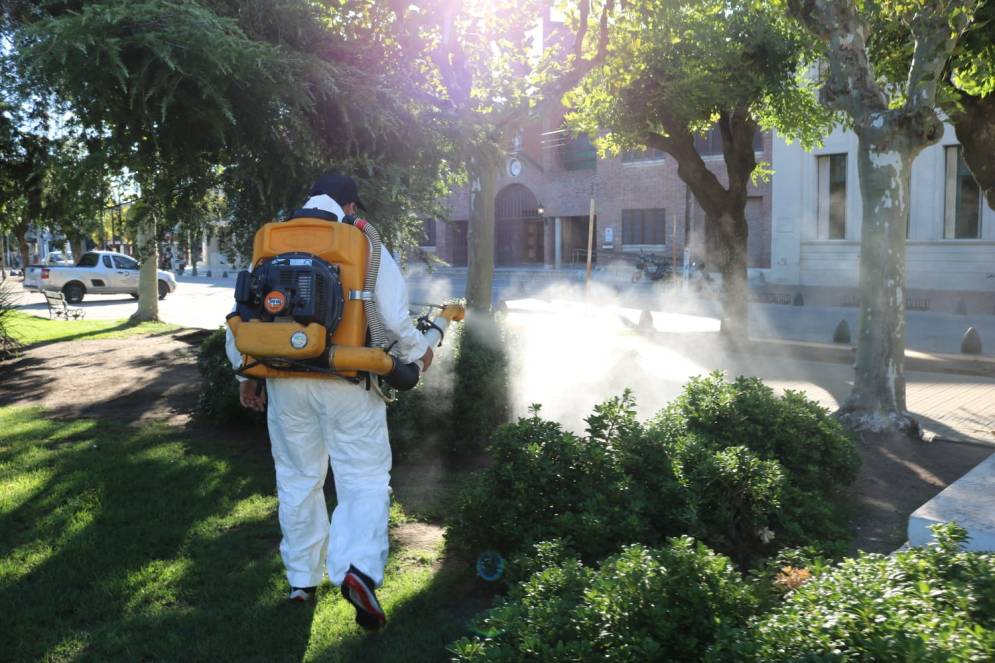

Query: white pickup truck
24 250 178 303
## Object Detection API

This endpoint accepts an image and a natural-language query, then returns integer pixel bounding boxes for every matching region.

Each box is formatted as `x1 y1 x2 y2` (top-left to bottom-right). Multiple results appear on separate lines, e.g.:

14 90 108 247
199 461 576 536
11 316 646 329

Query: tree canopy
570 0 829 153
9 0 453 258
567 0 831 335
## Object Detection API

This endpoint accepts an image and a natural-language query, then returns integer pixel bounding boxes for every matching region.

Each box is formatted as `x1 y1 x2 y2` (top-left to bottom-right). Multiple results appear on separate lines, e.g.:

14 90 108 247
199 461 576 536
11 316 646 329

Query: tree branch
645 128 729 218
787 0 888 124
905 0 977 112
497 0 614 131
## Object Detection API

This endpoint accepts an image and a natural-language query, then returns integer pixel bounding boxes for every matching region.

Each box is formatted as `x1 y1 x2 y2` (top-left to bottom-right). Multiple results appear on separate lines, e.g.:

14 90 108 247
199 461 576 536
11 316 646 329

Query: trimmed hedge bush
650 373 860 563
385 339 455 462
450 538 757 662
447 374 858 571
729 523 995 661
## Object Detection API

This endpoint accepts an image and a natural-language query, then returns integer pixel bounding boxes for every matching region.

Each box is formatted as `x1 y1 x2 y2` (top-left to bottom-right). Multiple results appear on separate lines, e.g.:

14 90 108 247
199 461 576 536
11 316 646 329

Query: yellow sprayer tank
244 216 369 378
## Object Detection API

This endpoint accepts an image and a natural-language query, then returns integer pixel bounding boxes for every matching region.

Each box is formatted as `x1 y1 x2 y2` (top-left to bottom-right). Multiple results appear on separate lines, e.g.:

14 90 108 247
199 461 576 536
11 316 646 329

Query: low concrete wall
908 452 995 552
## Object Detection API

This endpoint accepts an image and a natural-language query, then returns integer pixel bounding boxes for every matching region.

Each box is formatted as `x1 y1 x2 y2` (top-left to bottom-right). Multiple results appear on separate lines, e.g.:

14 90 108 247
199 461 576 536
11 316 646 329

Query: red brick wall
432 129 773 269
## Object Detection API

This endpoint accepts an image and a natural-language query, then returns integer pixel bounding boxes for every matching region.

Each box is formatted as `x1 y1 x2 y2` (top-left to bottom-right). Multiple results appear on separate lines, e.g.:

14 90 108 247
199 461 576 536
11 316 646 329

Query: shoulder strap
286 208 339 222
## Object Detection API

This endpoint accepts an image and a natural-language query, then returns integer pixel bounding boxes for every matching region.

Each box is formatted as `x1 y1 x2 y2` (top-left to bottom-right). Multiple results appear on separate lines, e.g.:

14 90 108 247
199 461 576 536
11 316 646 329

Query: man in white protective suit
227 174 433 630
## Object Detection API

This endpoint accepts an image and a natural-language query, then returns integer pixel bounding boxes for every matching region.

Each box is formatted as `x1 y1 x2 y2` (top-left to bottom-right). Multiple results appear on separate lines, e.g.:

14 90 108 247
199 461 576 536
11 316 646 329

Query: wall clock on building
506 157 523 177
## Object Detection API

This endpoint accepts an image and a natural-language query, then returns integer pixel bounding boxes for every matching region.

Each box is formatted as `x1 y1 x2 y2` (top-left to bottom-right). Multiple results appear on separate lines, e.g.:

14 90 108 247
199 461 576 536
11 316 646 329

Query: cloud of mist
499 280 723 431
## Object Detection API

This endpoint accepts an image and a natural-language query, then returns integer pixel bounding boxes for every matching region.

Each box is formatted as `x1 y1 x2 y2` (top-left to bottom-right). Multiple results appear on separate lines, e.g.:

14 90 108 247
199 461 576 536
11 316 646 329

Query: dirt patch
0 330 205 426
845 431 992 554
392 522 445 551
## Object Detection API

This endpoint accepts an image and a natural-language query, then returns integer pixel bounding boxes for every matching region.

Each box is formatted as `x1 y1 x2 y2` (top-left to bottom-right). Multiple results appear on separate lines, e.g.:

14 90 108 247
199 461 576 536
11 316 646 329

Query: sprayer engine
234 252 345 332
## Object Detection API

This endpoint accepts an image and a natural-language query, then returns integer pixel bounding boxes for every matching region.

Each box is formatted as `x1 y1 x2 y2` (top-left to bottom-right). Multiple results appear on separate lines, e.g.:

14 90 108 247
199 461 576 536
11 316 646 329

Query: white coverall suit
226 195 428 589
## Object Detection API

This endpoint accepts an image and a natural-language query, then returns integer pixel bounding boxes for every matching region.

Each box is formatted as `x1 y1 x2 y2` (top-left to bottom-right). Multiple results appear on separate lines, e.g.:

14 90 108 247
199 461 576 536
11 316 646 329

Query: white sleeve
225 310 249 383
375 247 429 364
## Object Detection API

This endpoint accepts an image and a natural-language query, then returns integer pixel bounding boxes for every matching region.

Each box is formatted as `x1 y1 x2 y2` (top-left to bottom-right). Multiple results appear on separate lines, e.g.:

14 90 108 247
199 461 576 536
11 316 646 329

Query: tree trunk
838 137 917 434
951 93 995 211
649 112 756 341
189 231 198 276
714 210 749 339
465 155 498 313
130 220 160 323
14 225 30 270
73 236 87 263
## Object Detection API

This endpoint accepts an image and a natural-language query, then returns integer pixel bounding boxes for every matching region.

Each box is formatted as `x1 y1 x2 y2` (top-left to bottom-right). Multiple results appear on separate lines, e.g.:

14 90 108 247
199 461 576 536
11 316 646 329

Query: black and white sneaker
341 566 386 630
288 586 316 602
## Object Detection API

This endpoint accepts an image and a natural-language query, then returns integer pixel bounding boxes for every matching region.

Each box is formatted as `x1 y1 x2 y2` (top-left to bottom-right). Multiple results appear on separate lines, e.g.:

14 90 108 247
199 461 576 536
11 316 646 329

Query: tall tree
787 0 979 434
570 0 830 338
12 0 448 320
375 0 613 312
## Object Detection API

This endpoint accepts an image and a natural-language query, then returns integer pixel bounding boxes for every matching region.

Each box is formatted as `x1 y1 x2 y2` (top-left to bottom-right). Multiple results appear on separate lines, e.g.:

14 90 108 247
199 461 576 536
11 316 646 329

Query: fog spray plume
500 280 724 430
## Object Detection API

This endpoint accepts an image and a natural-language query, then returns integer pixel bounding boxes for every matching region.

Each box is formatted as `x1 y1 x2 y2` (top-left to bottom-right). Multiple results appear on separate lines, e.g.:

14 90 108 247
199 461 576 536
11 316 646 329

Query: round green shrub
650 372 860 562
446 393 689 568
450 538 757 662
447 377 858 573
733 523 995 661
196 327 263 425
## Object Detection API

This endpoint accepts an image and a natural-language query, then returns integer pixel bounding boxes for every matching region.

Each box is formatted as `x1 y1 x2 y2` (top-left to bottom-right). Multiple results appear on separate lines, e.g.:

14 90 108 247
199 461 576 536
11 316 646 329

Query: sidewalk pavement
740 349 995 446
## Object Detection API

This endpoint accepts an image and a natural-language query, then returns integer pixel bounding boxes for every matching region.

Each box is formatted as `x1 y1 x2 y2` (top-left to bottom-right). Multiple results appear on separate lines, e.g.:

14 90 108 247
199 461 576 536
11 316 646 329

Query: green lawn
0 407 473 662
5 310 180 346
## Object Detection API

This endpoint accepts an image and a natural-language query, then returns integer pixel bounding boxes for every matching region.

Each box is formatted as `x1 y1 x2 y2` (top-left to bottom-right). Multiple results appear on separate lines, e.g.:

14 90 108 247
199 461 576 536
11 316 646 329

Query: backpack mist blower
226 212 464 400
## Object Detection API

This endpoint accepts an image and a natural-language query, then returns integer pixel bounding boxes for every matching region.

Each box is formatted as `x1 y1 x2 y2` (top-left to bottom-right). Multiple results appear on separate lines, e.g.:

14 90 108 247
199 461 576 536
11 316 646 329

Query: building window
944 145 982 239
817 153 847 239
693 126 763 156
420 219 436 247
560 133 597 171
622 147 666 163
622 209 667 245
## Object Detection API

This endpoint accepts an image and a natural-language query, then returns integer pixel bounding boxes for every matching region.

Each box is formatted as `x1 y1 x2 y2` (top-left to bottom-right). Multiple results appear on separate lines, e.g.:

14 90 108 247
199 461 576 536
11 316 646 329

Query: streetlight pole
585 187 596 285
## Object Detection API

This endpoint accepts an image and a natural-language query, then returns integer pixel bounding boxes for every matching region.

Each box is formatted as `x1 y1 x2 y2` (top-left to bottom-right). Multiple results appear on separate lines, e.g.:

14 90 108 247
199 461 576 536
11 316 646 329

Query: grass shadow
0 408 316 661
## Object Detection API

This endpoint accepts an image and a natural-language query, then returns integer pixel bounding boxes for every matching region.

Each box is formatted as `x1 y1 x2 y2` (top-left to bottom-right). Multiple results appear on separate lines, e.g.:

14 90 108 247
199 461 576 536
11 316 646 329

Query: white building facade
768 124 995 312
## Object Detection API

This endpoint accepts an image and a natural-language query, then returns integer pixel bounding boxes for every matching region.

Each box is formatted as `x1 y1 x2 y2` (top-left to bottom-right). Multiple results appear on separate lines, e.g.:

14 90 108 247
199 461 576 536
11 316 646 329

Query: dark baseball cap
309 174 367 212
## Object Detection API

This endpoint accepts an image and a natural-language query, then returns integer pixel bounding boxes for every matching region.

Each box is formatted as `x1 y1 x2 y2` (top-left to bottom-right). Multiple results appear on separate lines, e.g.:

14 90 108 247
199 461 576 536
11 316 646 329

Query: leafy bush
449 314 510 460
451 538 757 662
447 376 858 571
730 523 995 661
650 372 860 563
446 394 688 568
196 327 262 425
0 282 20 359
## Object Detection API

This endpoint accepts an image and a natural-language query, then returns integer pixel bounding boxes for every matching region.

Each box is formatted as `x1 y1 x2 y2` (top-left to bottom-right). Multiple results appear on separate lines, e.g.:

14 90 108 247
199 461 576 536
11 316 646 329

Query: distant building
771 125 995 310
424 117 993 311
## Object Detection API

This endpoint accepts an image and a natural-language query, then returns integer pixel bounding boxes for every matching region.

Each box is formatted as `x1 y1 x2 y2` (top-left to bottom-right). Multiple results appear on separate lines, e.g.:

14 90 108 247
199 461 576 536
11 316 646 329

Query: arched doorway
495 183 544 266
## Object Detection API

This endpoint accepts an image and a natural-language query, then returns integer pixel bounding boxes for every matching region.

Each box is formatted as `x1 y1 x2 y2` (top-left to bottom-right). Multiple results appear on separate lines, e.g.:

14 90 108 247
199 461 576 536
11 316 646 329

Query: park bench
43 290 85 320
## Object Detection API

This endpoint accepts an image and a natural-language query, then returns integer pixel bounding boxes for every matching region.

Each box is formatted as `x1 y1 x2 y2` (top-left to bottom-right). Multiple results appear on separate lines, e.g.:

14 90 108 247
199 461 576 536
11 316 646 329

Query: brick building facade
427 115 774 272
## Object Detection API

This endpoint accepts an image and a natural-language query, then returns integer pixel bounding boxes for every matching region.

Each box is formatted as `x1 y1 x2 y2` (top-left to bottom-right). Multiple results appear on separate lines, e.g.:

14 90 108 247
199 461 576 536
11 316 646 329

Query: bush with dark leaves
451 538 757 662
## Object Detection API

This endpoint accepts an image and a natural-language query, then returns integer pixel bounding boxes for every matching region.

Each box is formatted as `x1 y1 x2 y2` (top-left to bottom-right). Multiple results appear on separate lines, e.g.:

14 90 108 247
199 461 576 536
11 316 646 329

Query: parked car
23 250 178 303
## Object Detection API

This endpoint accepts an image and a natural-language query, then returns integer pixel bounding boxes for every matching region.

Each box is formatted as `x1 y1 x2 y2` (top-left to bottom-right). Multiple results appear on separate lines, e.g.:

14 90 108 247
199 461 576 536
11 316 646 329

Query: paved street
9 268 995 355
